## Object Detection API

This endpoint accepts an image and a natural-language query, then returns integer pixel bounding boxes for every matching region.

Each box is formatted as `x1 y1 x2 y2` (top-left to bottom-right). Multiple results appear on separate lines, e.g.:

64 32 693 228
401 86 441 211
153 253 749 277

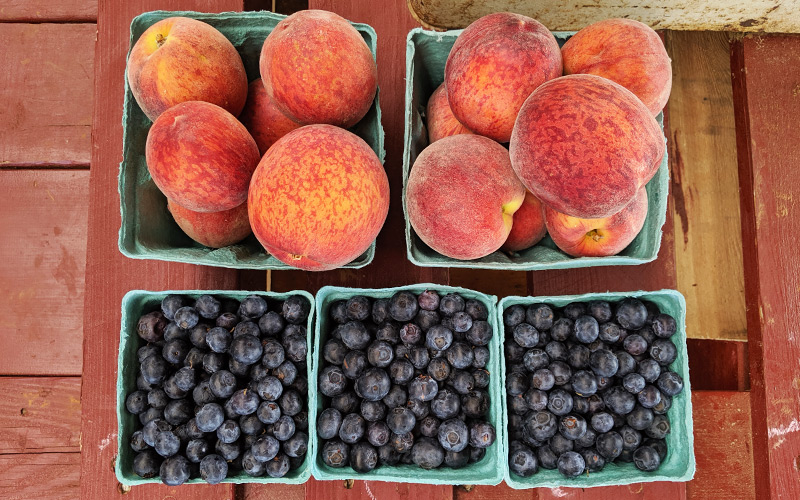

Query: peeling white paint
768 419 800 438
550 487 569 498
98 431 117 452
364 482 378 500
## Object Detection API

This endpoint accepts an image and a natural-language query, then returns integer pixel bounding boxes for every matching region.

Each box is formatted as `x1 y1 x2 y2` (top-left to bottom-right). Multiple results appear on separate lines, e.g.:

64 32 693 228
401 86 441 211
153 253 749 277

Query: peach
510 74 663 219
562 19 672 116
248 125 389 271
406 134 526 260
545 187 648 257
426 83 472 144
239 79 302 156
126 17 247 121
259 10 377 128
146 101 260 213
168 199 251 248
502 191 547 253
444 12 562 143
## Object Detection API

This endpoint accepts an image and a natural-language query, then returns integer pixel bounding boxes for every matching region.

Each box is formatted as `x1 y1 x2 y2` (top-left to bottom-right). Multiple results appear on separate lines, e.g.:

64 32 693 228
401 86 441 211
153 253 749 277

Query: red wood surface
687 339 749 391
0 377 81 453
536 483 686 499
306 478 456 500
0 170 88 376
0 24 95 167
0 452 81 500
82 1 244 499
688 391 754 500
731 34 800 500
0 0 96 21
453 482 533 500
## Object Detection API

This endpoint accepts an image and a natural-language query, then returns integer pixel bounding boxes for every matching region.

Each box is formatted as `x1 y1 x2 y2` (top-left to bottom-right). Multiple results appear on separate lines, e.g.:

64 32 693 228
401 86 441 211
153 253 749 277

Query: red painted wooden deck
1 0 797 498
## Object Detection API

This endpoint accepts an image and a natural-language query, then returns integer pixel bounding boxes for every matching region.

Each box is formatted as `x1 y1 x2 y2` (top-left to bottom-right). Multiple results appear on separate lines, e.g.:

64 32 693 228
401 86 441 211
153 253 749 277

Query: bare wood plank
0 377 80 454
731 34 800 500
0 170 88 376
664 31 746 341
0 1 96 22
449 269 530 299
688 391 754 499
82 1 244 500
306 478 454 500
687 339 749 391
0 24 95 167
0 453 80 500
406 0 796 33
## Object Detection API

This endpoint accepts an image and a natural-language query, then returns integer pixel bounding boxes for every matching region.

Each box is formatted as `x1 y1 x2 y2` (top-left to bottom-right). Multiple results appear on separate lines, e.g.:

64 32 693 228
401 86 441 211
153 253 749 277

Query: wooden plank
453 482 535 500
239 483 307 500
731 34 800 500
687 339 749 391
0 170 88 376
82 1 244 500
306 478 454 500
536 483 686 500
0 453 80 500
449 269 530 299
406 0 796 33
0 24 95 167
0 1 96 21
0 377 81 454
664 31 746 341
688 391 754 500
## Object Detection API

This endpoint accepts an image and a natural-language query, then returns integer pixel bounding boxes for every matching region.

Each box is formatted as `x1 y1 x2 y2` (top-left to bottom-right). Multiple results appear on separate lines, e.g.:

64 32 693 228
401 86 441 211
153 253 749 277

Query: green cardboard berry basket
119 11 385 269
497 290 695 489
116 289 315 485
402 27 669 270
310 284 504 485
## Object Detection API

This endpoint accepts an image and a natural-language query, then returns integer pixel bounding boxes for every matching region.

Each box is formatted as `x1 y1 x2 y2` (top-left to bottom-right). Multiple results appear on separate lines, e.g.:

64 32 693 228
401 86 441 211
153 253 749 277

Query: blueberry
126 390 148 415
343 295 370 322
205 327 231 354
138 311 168 343
265 454 290 477
622 373 645 394
390 431 414 453
645 438 669 462
616 299 648 330
638 385 662 408
406 347 429 371
437 418 469 452
408 375 439 402
520 349 547 372
513 323 539 348
238 295 268 320
365 420 390 447
283 334 307 364
446 342 474 369
182 438 209 463
623 334 649 361
557 450 585 477
356 368 391 401
598 322 623 344
350 442 379 472
545 341 569 362
337 321 369 351
426 324 454 352
138 344 161 363
164 322 189 343
525 411 558 441
615 351 637 376
160 454 190 486
249 435 279 463
211 419 239 445
333 412 363 444
153 429 180 457
319 366 347 397
451 370 475 395
417 415 440 438
409 437 444 469
638 359 661 384
273 415 297 442
471 368 489 389
576 427 598 449
619 425 643 451
504 305 526 328
216 312 238 330
284 431 308 458
383 385 408 408
547 389 573 416
509 443 538 477
581 448 606 472
437 293 464 316
617 448 635 463
652 314 677 338
240 413 265 436
164 398 193 425
386 359 413 385
649 338 678 366
230 321 259 339
282 295 310 325
194 403 224 433
590 412 614 434
537 445 559 469
571 370 598 396
531 368 555 391
322 440 350 468
574 316 600 344
627 406 655 431
171 307 199 331
603 386 636 415
559 414 588 441
585 301 612 323
207 369 235 398
388 291 419 322
256 342 283 372
361 400 387 422
431 388 461 420
132 451 163 479
253 400 280 425
409 310 438 333
427 357 451 382
469 421 496 448
646 414 671 440
366 298 389 325
550 361 572 386
375 323 399 344
140 354 168 386
366 340 394 368
633 445 661 471
505 342 526 363
189 295 219 320
279 389 303 416
377 444 400 466
331 392 360 414
462 390 489 418
225 335 261 366
563 302 587 320
506 371 529 396
330 300 349 325
596 431 624 460
549 433 574 455
416 290 439 311
444 448 471 469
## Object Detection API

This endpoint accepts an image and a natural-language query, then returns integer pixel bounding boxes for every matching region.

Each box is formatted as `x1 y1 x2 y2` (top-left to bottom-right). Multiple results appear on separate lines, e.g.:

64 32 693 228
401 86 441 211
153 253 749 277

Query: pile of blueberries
316 290 497 472
504 298 684 479
124 293 311 485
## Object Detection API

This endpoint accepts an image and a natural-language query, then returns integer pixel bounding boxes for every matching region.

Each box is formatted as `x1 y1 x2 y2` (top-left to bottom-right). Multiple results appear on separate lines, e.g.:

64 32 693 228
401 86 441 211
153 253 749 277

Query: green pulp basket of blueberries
116 290 315 485
310 284 505 485
499 290 695 489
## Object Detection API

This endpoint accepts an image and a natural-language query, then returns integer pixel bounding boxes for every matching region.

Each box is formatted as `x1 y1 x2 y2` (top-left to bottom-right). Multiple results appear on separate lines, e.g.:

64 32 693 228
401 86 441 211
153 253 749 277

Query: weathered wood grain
535 483 686 500
0 24 95 167
0 453 80 500
688 391 754 499
453 483 534 500
449 269 530 299
0 0 96 21
664 31 746 341
0 377 81 454
731 33 800 500
406 0 797 33
239 483 306 500
82 1 244 499
306 478 455 500
0 170 88 376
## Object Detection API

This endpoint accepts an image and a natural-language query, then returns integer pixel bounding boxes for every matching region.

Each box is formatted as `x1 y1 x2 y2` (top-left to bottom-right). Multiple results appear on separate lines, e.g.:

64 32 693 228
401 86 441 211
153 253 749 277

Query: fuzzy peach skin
426 83 472 144
126 17 248 121
406 134 526 260
510 74 664 219
259 10 377 128
239 79 302 156
146 101 260 213
248 125 389 271
562 19 672 116
444 12 562 143
545 187 648 257
502 191 547 252
168 199 251 248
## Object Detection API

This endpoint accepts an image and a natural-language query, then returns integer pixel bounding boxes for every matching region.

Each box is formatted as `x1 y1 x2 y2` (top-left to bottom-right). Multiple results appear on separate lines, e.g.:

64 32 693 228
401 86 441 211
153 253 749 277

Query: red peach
259 10 377 128
406 134 526 260
510 74 663 219
502 191 547 252
146 101 260 213
168 199 251 248
426 83 472 144
248 125 389 271
239 79 302 156
126 17 247 121
444 12 562 143
545 187 648 257
562 19 672 116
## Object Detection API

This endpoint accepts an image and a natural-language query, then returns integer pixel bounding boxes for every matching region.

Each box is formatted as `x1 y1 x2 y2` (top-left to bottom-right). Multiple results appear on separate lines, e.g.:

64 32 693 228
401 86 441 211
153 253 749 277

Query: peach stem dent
155 33 167 48
586 229 605 242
